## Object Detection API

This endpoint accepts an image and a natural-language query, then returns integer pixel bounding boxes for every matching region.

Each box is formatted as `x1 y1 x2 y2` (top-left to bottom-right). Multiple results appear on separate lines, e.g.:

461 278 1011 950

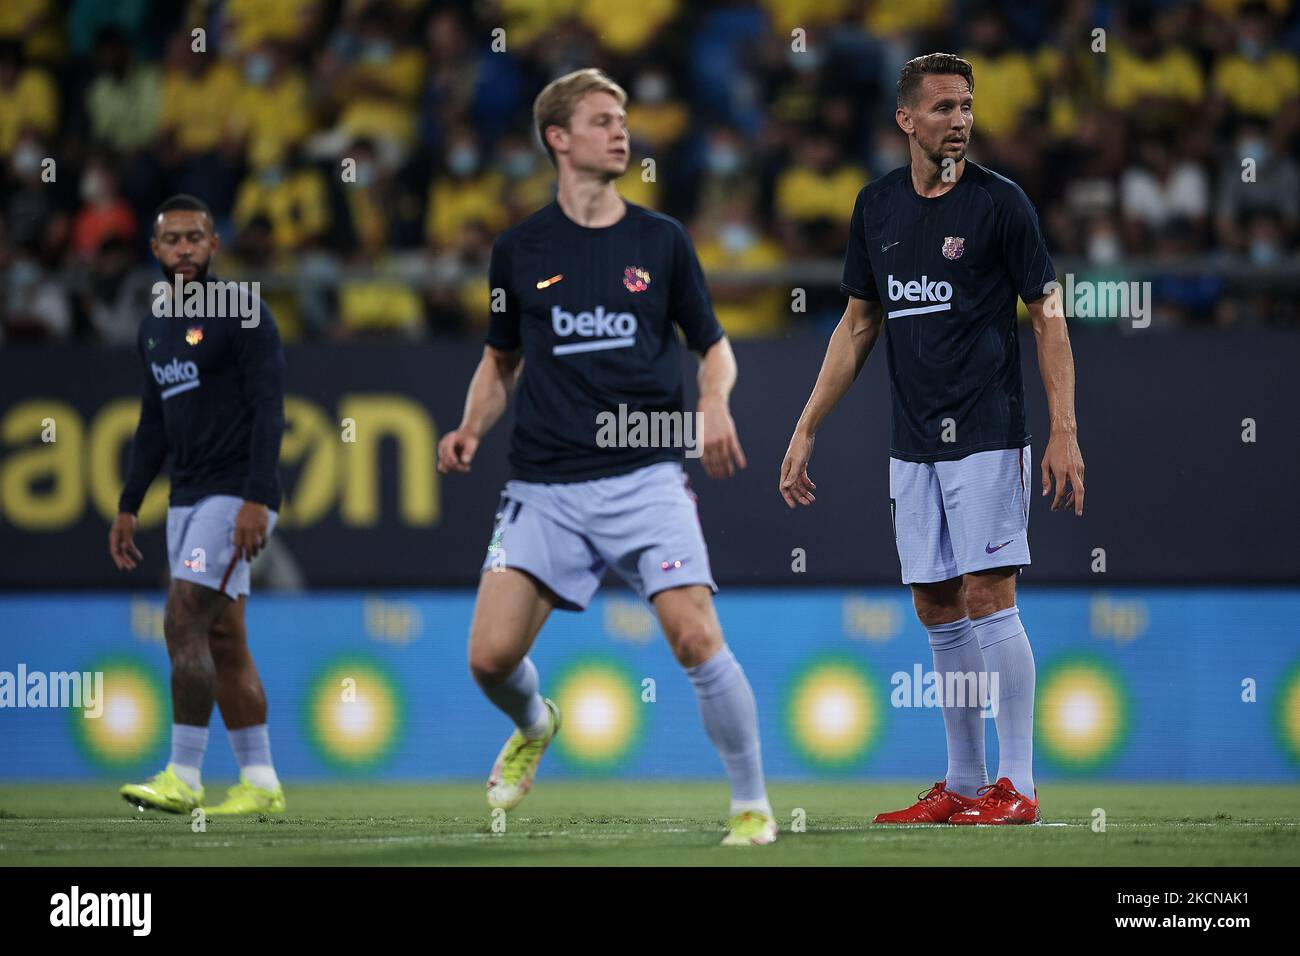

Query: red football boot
948 777 1041 825
873 780 980 824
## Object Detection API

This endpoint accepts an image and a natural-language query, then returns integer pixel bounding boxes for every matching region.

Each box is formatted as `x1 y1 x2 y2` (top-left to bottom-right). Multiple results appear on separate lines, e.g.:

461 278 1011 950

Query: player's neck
555 174 625 228
910 154 965 198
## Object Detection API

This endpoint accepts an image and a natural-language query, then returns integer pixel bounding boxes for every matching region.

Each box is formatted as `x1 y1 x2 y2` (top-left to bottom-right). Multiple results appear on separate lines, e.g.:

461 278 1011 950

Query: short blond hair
533 68 628 166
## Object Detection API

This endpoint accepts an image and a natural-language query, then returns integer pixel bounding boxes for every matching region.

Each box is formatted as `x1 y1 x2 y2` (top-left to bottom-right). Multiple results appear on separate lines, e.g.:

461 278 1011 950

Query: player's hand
1041 430 1085 516
109 512 143 570
697 396 747 479
779 430 817 508
437 428 480 474
234 501 271 561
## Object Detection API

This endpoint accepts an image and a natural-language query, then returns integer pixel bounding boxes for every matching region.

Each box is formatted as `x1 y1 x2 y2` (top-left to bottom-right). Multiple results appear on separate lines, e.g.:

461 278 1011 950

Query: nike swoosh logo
985 540 1014 554
881 241 901 252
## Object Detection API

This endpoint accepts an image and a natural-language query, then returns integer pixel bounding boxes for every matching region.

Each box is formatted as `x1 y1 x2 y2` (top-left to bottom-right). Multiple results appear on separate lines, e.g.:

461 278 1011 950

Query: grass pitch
1 781 1297 866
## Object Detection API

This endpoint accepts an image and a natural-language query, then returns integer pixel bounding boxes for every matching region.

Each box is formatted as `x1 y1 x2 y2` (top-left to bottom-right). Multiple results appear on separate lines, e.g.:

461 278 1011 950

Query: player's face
899 74 973 168
560 92 629 180
152 210 219 282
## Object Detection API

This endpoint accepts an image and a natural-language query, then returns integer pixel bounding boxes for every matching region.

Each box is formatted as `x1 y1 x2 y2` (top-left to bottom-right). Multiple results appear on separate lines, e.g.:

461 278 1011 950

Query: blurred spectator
1211 1 1300 119
0 40 57 157
1120 136 1209 249
71 154 136 258
85 27 161 155
425 128 505 252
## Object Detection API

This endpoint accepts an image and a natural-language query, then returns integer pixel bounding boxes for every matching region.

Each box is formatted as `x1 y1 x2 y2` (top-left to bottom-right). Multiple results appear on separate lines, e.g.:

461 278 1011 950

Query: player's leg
471 489 603 810
935 446 1040 824
650 583 777 845
206 596 285 814
874 458 987 823
120 577 227 813
587 461 775 844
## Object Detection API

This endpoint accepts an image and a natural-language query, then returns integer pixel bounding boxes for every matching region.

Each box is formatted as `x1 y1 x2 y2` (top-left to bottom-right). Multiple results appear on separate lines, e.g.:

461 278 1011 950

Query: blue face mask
448 148 478 177
244 55 273 86
708 147 741 176
362 40 393 64
720 224 756 255
504 151 536 178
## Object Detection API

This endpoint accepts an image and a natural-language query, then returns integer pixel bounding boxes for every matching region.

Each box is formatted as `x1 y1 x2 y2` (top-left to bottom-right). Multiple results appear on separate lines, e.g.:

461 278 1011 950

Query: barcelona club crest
623 266 650 293
941 236 965 260
185 326 204 346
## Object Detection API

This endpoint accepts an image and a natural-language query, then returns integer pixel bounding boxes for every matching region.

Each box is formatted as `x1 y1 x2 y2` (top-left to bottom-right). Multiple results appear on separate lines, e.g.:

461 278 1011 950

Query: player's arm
1027 287 1085 516
111 364 168 570
234 302 287 559
437 345 522 474
695 336 746 479
779 296 884 508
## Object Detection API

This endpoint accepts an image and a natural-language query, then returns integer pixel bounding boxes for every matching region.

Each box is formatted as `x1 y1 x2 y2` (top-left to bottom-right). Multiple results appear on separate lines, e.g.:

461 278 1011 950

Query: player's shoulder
964 162 1036 212
855 166 907 210
623 201 691 244
490 202 560 253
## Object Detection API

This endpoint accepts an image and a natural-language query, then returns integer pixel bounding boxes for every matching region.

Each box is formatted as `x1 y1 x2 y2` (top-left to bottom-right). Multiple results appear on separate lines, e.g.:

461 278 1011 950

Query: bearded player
110 194 287 816
437 69 776 846
780 54 1085 824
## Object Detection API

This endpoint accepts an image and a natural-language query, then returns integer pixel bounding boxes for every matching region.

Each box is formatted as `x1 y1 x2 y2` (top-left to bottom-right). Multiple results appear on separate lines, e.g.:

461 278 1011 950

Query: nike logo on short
881 241 901 252
985 540 1014 554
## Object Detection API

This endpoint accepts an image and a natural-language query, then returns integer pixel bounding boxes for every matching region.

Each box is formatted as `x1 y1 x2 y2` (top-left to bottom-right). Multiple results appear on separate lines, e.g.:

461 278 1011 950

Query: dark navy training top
841 162 1055 462
486 201 725 483
119 277 285 513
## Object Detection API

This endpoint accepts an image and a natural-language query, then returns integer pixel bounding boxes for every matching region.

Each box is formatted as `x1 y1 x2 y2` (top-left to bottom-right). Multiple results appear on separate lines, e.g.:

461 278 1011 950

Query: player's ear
895 106 912 135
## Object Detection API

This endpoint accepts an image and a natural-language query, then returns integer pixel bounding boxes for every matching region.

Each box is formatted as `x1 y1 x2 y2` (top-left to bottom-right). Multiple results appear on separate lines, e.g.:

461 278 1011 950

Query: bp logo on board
1036 654 1129 771
1276 662 1300 765
305 658 403 772
70 656 167 772
550 657 642 772
784 656 882 772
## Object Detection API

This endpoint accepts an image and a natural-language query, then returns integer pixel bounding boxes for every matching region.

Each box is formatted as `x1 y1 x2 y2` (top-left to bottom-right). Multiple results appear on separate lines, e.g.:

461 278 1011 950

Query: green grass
1 781 1297 866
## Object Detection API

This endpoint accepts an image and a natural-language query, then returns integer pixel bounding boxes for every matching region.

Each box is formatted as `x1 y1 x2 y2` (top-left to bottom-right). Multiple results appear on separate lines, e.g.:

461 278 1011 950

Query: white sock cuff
971 606 1023 649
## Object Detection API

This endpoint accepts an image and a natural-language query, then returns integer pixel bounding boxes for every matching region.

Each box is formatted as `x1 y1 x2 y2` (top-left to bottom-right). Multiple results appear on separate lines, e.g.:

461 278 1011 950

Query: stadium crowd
1 0 1298 344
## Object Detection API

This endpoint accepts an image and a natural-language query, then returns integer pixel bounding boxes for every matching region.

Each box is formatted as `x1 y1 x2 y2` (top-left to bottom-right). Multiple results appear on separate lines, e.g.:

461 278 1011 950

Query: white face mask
12 142 42 178
1087 231 1121 265
720 223 756 255
80 170 110 203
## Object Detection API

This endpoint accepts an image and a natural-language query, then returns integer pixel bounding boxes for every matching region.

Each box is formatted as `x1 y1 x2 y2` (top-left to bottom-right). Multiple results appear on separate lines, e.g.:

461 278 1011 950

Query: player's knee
468 650 520 686
666 622 721 668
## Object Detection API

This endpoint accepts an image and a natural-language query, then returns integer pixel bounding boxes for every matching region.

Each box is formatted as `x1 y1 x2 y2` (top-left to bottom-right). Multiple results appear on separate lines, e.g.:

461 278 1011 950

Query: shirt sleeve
670 223 724 353
1000 185 1056 304
234 299 286 508
118 335 168 515
484 236 521 350
840 187 879 300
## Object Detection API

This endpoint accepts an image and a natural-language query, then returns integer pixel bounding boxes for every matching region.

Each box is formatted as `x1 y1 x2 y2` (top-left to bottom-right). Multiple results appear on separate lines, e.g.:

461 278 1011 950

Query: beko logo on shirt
550 305 638 356
150 358 201 399
886 274 953 318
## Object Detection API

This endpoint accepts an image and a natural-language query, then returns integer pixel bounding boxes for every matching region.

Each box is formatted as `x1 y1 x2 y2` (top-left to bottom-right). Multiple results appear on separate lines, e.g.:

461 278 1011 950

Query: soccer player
109 194 287 816
437 69 776 846
779 54 1085 824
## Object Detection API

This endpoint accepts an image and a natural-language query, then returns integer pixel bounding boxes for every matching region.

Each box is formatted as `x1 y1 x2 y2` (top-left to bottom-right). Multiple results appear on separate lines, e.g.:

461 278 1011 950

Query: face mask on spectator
362 39 393 63
354 161 375 187
260 165 286 188
635 73 668 105
1238 38 1263 61
707 145 741 176
1249 238 1279 264
720 223 756 256
80 170 111 203
1087 231 1121 265
504 150 536 179
1238 138 1268 165
11 142 42 178
244 54 273 86
448 146 478 177
788 47 822 72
